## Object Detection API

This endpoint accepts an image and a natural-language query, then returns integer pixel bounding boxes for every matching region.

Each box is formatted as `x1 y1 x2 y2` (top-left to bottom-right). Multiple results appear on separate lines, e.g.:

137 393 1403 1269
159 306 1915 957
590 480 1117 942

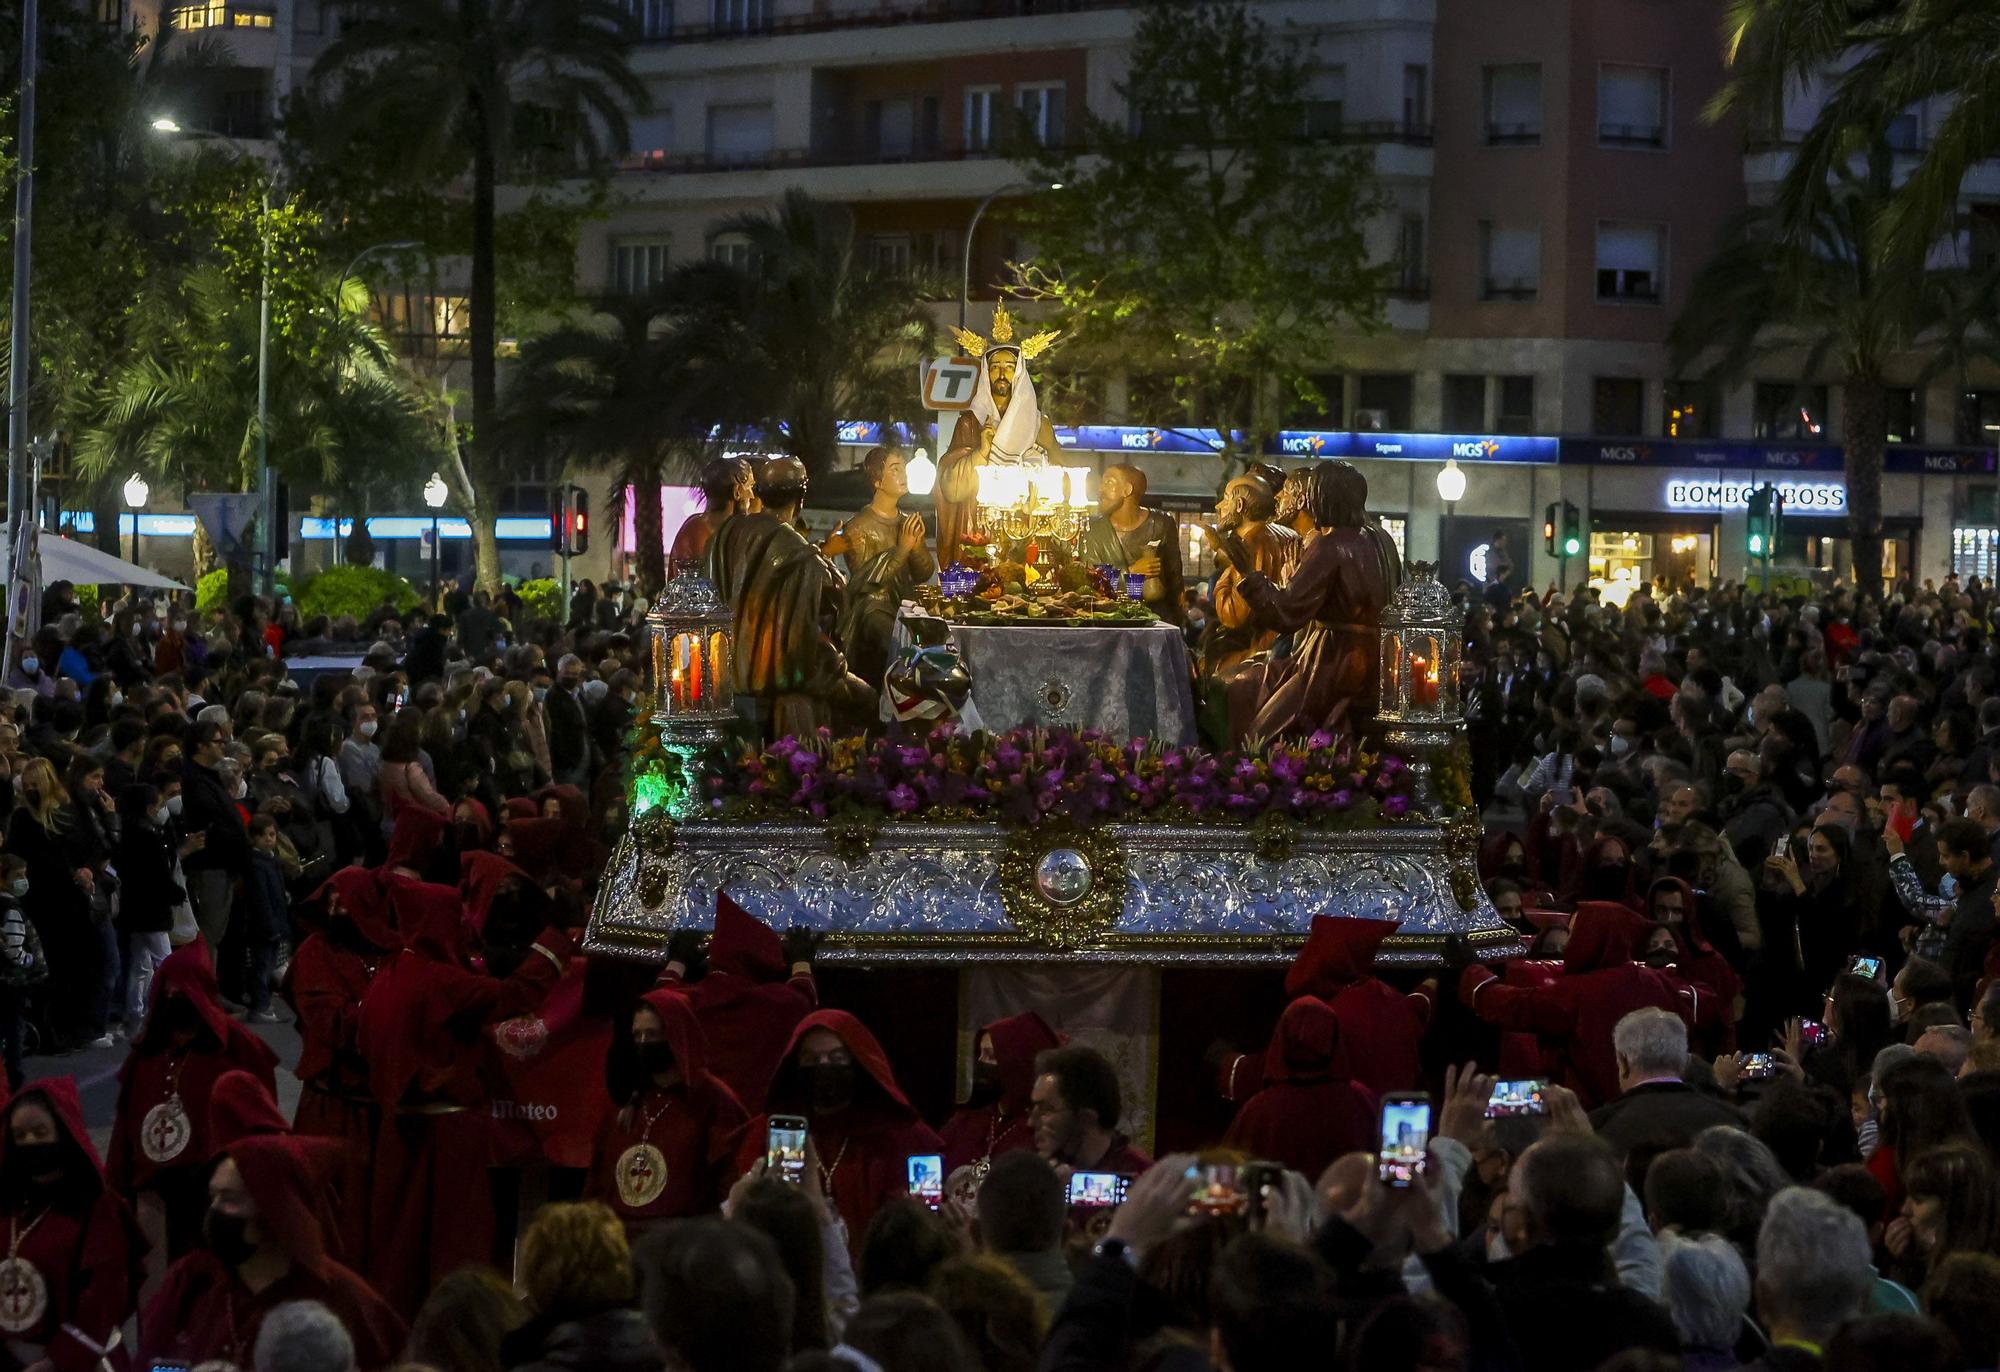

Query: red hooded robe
1222 997 1379 1180
356 880 573 1317
586 989 749 1226
1460 902 1691 1108
1217 917 1432 1104
107 943 280 1256
740 1009 944 1252
660 894 817 1111
140 1134 405 1370
1649 875 1743 1055
0 1078 145 1372
938 1012 1065 1176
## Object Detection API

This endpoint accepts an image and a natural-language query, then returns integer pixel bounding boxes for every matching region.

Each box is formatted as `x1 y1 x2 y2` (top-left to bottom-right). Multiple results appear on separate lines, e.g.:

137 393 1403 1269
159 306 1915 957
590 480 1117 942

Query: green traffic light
1748 534 1764 555
1563 537 1581 556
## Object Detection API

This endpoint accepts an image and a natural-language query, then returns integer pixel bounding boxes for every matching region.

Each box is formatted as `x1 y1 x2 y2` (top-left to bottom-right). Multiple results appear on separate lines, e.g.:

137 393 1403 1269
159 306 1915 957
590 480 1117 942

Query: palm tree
1669 147 2000 595
309 0 647 593
712 191 937 478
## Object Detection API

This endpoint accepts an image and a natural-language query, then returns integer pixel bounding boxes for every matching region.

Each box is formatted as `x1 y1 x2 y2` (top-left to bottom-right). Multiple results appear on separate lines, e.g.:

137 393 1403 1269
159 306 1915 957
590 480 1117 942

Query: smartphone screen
1377 1094 1432 1189
1066 1172 1129 1208
1484 1079 1549 1118
766 1116 807 1185
1798 1019 1829 1047
906 1154 943 1210
1739 1053 1776 1081
1847 955 1883 980
1187 1161 1247 1216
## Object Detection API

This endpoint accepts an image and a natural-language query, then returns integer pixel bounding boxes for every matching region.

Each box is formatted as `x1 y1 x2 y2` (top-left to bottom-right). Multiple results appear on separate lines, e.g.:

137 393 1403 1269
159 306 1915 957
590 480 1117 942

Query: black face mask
203 1209 257 1268
455 821 485 852
966 1062 1005 1108
636 1042 675 1078
7 1141 62 1183
806 1063 857 1115
159 996 202 1034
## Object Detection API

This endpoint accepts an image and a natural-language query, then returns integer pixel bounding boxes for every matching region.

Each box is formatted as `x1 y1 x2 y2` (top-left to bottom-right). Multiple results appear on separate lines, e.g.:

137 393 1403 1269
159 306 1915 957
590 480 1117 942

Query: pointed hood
979 1012 1065 1117
606 988 728 1112
768 1009 917 1121
536 783 591 836
1647 875 1717 957
708 892 788 982
1262 996 1353 1084
399 881 470 964
308 865 399 952
1563 902 1646 974
384 804 450 875
4 1076 103 1175
460 852 551 939
501 797 541 824
455 797 495 850
210 1069 291 1149
504 817 569 886
140 941 238 1051
1284 917 1401 1000
229 1133 345 1275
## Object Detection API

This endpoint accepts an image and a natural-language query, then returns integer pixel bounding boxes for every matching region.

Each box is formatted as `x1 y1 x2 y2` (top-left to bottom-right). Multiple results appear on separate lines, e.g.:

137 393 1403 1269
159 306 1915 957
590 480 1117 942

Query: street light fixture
123 472 149 567
151 115 277 596
959 180 1065 329
424 471 448 606
905 447 936 497
1436 458 1467 503
335 240 423 313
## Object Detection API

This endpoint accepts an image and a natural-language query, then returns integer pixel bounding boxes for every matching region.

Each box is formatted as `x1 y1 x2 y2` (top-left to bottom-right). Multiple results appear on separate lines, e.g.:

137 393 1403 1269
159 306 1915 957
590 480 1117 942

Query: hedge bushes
291 565 420 623
517 578 562 624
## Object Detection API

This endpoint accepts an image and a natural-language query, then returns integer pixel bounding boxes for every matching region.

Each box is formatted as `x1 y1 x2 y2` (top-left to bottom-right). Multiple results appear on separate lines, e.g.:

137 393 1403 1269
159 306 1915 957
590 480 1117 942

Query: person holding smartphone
589 989 749 1227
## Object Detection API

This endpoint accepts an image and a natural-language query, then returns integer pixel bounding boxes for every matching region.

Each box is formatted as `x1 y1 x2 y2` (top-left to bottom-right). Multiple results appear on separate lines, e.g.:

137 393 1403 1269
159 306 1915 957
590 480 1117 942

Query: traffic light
1747 484 1776 557
551 485 590 556
1560 501 1582 558
1543 502 1558 555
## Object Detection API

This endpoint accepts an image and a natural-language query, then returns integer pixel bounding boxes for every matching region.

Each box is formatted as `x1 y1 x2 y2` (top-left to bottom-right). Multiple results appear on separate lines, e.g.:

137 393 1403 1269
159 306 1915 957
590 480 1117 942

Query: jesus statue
933 305 1063 563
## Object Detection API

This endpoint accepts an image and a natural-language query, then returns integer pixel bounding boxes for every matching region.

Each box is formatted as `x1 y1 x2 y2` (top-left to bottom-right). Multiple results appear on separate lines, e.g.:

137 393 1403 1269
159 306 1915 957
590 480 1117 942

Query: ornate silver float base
585 816 1517 969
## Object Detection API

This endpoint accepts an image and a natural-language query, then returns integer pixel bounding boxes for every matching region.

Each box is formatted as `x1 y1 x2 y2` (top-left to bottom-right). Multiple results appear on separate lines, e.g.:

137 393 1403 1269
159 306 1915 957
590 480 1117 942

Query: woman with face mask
0 1079 146 1368
4 629 56 699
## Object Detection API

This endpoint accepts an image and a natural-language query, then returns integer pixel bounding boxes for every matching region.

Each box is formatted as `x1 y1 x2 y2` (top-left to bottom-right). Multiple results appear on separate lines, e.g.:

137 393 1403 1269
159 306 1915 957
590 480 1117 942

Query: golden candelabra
976 464 1093 562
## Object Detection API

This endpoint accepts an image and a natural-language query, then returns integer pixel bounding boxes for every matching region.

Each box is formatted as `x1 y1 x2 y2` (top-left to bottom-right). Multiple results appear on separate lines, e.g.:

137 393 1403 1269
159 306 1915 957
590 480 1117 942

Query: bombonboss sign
1662 478 1847 514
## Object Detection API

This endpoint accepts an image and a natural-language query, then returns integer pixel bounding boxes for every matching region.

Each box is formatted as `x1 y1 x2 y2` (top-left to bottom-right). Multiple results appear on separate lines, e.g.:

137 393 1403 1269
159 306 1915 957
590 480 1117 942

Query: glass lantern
1378 562 1463 724
647 568 736 738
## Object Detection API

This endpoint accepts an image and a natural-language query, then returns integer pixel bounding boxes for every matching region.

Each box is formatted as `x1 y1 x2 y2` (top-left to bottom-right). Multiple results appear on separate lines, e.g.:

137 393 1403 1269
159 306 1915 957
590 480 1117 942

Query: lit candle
688 635 703 708
1409 652 1438 709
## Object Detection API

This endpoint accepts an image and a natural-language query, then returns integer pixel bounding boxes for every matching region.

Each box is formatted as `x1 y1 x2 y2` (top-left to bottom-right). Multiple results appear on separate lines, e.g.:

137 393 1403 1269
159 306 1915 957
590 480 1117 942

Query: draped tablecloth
948 621 1197 743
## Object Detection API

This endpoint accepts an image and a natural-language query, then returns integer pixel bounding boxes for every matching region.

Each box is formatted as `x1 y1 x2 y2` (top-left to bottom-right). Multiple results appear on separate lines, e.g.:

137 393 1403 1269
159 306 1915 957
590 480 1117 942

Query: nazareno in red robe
282 865 402 1265
1215 917 1432 1105
356 879 573 1317
586 988 749 1228
106 942 280 1259
0 1077 146 1372
938 1011 1064 1177
1223 996 1379 1181
139 1133 406 1370
660 893 817 1113
740 1008 944 1254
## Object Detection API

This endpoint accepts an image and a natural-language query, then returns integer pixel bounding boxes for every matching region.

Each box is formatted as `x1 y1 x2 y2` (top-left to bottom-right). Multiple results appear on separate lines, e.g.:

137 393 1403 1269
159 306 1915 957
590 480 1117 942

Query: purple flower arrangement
703 726 1415 828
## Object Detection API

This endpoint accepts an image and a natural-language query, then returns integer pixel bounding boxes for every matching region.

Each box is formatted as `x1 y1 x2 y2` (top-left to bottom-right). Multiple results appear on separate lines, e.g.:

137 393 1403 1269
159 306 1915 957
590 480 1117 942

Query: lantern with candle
643 567 737 818
1377 563 1464 817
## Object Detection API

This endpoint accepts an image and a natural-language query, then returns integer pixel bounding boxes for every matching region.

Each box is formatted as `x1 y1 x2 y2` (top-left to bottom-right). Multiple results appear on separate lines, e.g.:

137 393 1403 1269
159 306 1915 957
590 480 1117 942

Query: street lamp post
958 180 1063 330
151 117 277 597
334 240 422 313
424 471 448 608
123 473 150 568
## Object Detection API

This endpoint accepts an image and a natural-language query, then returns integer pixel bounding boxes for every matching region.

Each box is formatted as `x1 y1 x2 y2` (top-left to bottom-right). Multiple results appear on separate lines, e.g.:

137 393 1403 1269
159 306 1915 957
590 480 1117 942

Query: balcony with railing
625 0 1126 46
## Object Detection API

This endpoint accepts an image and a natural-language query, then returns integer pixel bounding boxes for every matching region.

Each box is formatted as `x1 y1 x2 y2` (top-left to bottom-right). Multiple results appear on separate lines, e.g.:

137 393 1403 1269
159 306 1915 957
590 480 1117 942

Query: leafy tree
708 190 936 478
1669 147 2000 595
308 0 647 594
1005 0 1387 460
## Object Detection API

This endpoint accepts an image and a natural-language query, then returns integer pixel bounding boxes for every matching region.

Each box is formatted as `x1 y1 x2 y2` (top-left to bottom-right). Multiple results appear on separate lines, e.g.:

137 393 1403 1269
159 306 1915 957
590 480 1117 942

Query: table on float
946 620 1198 743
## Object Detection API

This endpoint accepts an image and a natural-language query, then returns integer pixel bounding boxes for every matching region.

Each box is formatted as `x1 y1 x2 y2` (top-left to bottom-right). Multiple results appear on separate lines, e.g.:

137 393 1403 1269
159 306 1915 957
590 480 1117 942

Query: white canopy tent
9 534 189 591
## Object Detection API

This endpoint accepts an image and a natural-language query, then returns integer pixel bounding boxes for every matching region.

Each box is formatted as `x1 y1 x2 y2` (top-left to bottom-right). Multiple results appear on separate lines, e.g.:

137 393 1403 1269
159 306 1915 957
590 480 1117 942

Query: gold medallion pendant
0 1256 47 1333
615 1143 669 1208
140 1095 192 1164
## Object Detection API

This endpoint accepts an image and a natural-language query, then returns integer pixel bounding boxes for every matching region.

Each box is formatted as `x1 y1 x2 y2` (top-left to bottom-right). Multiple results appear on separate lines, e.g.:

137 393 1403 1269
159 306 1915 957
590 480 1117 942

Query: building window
167 2 226 28
1402 65 1430 136
1886 110 1923 153
1478 222 1540 300
1497 376 1535 434
1015 83 1067 147
610 238 670 295
1953 527 2000 581
1753 382 1829 440
965 86 1000 153
1883 387 1923 443
706 103 774 166
1355 374 1414 431
95 0 125 24
1595 221 1664 302
1283 372 1344 427
865 234 913 274
1483 64 1541 144
866 98 916 159
624 0 671 38
1592 377 1646 435
621 111 674 168
1599 64 1667 148
1394 214 1427 297
1663 380 1719 439
710 233 755 270
711 0 767 33
1956 389 2000 445
1302 65 1344 138
1443 375 1487 432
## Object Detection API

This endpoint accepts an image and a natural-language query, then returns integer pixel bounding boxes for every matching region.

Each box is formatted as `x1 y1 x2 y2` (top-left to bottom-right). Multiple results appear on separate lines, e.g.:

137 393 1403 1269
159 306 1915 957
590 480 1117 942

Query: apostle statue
704 456 872 738
935 305 1064 563
1216 460 1399 743
669 456 757 568
1080 463 1185 626
825 445 936 690
1202 463 1299 679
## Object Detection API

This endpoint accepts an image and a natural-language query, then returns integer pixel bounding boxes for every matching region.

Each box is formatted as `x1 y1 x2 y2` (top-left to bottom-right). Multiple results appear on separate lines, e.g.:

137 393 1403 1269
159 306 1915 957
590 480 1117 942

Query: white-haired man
1589 1007 1743 1161
1745 1189 1873 1371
